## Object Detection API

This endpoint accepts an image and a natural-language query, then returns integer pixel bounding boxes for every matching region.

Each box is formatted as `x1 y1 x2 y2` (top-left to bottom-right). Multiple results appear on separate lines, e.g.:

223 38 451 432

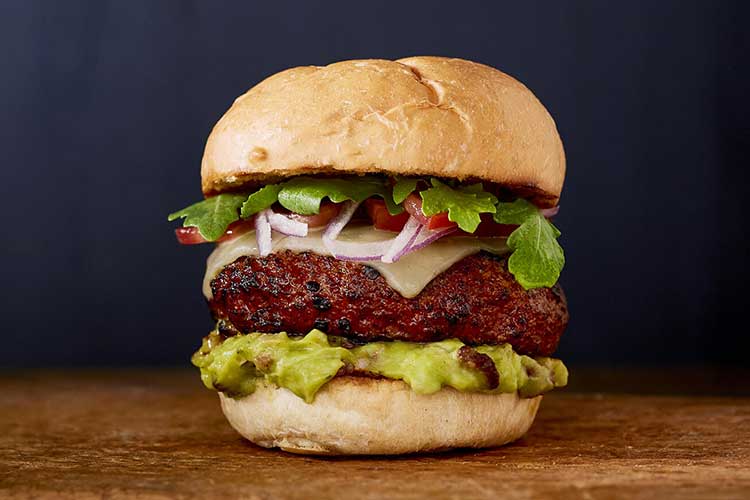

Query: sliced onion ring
320 200 462 263
267 210 308 237
322 201 393 261
255 210 272 257
381 216 422 263
406 225 458 253
323 201 360 242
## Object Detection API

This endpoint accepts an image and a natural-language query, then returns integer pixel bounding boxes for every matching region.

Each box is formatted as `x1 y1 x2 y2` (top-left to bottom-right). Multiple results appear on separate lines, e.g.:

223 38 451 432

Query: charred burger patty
209 250 568 356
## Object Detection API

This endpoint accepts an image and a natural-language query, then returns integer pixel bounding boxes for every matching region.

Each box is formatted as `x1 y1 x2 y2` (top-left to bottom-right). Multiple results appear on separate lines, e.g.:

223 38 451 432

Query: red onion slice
381 216 423 263
323 201 360 242
267 210 308 237
255 210 272 257
322 200 360 257
406 225 458 253
321 201 396 261
540 206 559 218
319 201 458 263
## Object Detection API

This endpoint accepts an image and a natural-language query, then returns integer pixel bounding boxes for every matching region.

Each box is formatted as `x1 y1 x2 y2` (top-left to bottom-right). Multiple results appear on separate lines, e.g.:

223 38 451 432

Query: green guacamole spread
192 329 568 403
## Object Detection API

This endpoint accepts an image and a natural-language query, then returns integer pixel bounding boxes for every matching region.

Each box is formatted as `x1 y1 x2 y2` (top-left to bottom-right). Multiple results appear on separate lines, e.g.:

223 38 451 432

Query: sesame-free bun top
201 57 565 206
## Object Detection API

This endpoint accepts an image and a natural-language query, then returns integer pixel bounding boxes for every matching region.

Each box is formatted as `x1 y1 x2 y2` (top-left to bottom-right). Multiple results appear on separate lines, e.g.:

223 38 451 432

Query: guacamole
192 329 568 403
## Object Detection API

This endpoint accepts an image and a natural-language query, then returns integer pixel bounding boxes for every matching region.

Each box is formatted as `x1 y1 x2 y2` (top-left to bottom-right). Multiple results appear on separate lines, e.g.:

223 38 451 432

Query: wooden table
1 369 749 499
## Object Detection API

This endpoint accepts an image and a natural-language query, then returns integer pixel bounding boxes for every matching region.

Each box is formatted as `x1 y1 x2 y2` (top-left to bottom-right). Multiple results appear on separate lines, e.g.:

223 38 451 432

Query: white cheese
203 225 508 299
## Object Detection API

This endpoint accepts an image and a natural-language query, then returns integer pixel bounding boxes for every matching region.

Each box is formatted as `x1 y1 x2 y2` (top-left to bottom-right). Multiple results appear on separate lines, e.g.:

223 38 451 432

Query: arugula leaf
277 176 403 215
494 199 564 289
419 179 498 232
392 176 419 204
167 193 247 241
240 184 282 218
168 176 406 239
492 198 539 225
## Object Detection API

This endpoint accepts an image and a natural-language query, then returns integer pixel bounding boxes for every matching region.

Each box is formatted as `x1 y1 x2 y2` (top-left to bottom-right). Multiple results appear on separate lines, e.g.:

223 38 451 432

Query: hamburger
168 56 569 455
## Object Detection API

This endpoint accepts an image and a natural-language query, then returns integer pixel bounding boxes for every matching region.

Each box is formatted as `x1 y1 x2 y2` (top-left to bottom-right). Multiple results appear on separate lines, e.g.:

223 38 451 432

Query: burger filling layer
169 175 570 403
192 329 568 403
169 175 565 290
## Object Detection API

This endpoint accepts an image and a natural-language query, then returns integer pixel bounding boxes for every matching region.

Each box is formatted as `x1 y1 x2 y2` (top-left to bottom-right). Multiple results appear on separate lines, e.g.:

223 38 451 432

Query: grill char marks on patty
208 251 568 357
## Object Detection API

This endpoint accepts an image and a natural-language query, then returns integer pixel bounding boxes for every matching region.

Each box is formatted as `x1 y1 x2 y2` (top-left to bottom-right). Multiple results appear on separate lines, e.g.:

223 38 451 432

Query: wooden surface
1 370 749 499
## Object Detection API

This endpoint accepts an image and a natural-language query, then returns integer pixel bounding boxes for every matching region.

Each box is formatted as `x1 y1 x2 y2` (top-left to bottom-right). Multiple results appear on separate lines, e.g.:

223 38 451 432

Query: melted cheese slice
203 225 508 299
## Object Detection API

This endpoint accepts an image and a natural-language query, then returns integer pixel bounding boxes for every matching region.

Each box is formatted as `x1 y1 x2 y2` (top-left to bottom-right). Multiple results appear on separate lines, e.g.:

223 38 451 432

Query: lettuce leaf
276 176 402 215
493 199 564 289
392 176 419 204
167 193 247 241
168 176 404 241
240 184 283 218
419 179 498 232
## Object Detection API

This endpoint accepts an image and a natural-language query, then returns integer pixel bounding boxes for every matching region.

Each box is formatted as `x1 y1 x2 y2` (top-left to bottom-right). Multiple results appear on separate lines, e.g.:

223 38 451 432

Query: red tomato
364 198 409 231
286 202 341 228
402 193 457 230
426 212 456 230
174 227 208 245
175 203 341 245
175 218 256 245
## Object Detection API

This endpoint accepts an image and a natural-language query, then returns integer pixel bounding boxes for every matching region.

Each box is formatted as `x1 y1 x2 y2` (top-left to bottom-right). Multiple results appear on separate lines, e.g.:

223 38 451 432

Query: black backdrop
2 1 748 367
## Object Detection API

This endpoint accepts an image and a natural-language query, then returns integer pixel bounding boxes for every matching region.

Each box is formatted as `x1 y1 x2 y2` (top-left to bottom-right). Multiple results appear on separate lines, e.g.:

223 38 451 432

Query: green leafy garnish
277 177 402 215
419 179 498 232
167 176 565 290
167 193 247 241
392 176 419 204
168 177 403 241
493 199 564 289
240 184 283 218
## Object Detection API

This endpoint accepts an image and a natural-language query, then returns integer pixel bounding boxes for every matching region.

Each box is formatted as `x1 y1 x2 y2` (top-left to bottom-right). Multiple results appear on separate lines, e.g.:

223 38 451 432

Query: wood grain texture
1 370 749 499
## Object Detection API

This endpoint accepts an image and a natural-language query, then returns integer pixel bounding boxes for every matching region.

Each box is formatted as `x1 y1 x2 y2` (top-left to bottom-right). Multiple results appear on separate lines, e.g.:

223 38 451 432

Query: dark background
2 1 748 367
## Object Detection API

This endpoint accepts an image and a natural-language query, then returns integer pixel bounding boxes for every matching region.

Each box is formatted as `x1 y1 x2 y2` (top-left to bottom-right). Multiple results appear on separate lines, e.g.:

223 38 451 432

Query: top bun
201 57 565 206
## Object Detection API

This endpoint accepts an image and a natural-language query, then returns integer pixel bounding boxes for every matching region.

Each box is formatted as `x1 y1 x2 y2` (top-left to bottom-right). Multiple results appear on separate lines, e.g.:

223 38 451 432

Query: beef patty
208 251 568 356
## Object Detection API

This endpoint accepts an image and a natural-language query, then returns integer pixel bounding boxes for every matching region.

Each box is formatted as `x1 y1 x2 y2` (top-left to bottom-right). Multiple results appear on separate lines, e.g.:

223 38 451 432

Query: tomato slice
175 203 341 245
401 195 515 236
426 212 456 230
364 199 409 231
286 202 341 228
175 227 208 245
175 218 256 245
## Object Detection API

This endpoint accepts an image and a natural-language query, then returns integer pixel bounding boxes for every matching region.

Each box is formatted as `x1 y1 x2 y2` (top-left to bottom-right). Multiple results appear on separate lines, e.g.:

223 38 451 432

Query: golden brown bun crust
201 57 565 206
219 377 541 455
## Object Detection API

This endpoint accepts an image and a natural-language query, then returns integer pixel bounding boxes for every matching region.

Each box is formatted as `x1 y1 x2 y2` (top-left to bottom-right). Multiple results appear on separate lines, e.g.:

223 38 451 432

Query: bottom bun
219 376 541 455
